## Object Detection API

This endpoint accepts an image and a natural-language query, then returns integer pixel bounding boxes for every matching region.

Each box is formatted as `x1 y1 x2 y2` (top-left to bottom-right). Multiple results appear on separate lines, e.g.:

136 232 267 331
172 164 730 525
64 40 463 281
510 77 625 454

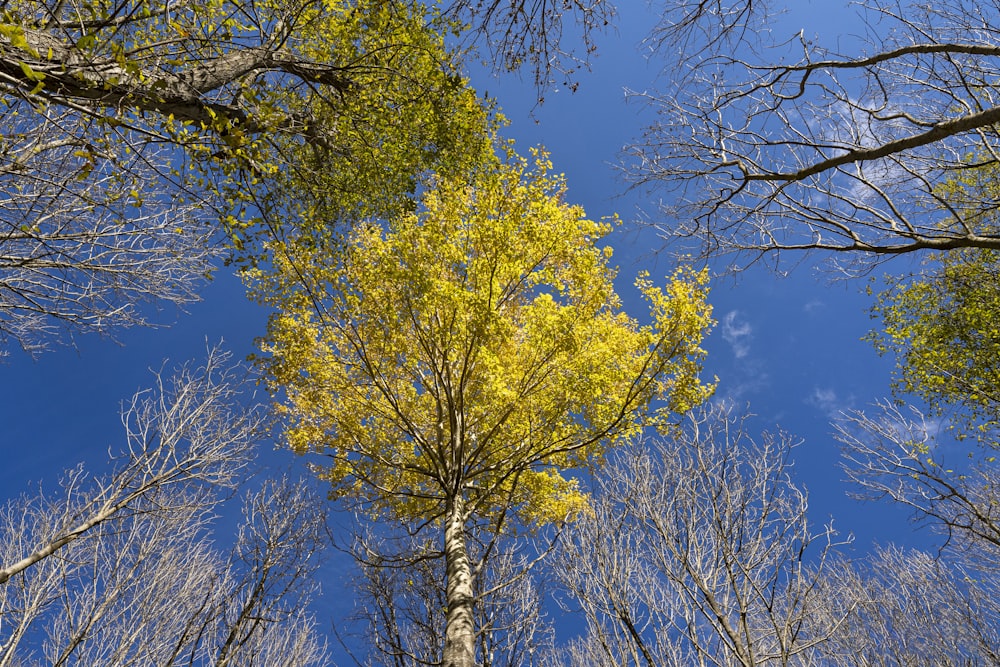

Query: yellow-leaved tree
252 148 714 667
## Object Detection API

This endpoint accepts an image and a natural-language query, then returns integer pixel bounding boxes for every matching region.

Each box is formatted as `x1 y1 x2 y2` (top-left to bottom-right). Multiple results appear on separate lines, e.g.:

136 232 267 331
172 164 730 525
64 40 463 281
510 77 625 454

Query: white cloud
711 364 770 407
803 299 824 314
807 386 853 420
721 310 753 359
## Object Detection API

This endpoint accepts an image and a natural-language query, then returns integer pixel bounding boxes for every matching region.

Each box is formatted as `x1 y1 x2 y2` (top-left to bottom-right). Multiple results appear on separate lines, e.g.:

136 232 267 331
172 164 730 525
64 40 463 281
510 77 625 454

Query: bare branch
0 107 221 353
442 0 615 93
549 404 848 666
812 546 1000 665
0 346 262 586
0 350 329 666
630 0 1000 271
837 400 1000 569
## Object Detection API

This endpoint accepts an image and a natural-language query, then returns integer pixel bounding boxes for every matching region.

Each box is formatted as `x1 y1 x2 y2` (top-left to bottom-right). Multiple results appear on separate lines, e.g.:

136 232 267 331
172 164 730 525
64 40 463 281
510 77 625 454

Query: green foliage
217 0 498 265
869 160 1000 444
870 248 1000 444
251 146 714 529
1 0 495 259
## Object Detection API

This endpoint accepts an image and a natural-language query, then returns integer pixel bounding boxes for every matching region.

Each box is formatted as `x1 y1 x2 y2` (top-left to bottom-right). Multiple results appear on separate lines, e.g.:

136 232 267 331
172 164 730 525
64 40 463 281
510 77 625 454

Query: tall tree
0 349 331 665
0 0 612 126
812 545 1000 666
831 401 1000 664
254 147 714 666
626 0 1000 270
546 403 1000 666
344 520 555 666
548 404 846 667
847 159 1000 556
0 347 261 587
0 0 513 352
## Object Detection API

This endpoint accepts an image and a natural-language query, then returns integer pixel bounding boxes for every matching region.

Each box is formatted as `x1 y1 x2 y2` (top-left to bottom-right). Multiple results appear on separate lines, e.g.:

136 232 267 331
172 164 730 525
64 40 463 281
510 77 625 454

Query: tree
0 0 610 129
627 0 1000 270
845 155 1000 552
868 247 1000 443
254 147 714 666
0 0 631 353
0 349 331 665
838 401 1000 569
0 127 220 353
0 347 260 587
0 0 498 352
545 402 1000 666
343 520 555 667
811 546 1000 666
0 0 346 350
827 402 1000 664
547 404 845 667
821 146 1000 663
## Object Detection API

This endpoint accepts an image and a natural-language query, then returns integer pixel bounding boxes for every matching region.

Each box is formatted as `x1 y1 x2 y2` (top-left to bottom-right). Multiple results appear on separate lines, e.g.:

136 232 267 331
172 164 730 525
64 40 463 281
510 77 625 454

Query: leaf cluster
870 249 1000 444
869 157 1000 444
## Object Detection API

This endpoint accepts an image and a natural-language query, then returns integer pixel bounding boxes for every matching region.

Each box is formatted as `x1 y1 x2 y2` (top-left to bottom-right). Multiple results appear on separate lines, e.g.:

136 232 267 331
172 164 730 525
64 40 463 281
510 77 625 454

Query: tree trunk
443 493 476 667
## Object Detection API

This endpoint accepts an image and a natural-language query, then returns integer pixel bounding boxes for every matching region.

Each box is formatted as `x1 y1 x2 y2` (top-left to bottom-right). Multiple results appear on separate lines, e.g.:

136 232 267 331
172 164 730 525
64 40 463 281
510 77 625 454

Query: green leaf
18 61 44 82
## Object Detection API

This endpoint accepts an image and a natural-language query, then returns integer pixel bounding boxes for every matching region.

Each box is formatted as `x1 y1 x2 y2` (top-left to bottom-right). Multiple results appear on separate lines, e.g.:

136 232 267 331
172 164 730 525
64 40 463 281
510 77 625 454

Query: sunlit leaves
226 0 496 264
869 158 1000 444
870 248 1000 444
255 147 713 530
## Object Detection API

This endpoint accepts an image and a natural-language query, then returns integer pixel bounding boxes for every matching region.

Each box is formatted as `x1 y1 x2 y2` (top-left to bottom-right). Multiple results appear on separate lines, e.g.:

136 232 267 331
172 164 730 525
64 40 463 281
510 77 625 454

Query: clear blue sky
0 0 934 658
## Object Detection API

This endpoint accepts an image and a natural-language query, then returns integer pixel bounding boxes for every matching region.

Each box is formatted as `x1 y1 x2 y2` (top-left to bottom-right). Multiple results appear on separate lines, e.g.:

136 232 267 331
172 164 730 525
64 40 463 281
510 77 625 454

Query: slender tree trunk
443 493 476 667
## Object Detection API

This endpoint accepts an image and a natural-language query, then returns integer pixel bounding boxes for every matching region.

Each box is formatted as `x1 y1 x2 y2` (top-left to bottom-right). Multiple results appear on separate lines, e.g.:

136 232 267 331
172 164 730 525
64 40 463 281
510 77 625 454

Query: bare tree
548 405 846 667
795 400 1000 665
837 401 1000 571
442 0 615 91
0 111 220 353
342 519 554 667
629 0 1000 270
810 545 1000 666
211 476 330 667
0 348 331 666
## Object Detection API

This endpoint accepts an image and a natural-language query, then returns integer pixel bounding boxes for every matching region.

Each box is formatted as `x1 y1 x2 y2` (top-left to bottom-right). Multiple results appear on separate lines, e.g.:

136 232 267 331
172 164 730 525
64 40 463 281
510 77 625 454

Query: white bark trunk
443 493 476 667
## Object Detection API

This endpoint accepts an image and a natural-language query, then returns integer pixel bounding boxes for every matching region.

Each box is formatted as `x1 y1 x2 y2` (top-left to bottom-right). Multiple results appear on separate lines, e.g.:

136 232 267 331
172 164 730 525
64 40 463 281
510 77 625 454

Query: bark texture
0 22 349 136
443 493 476 667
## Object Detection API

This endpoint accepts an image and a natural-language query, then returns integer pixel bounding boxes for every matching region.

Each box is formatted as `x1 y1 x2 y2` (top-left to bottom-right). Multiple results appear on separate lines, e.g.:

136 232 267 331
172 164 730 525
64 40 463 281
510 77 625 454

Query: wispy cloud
812 98 911 205
711 359 770 408
807 386 854 420
721 310 753 359
803 299 825 314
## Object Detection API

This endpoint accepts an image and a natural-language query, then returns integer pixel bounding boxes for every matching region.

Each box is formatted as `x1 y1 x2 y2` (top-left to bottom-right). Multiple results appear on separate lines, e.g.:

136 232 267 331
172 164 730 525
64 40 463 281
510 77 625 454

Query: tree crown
254 147 714 528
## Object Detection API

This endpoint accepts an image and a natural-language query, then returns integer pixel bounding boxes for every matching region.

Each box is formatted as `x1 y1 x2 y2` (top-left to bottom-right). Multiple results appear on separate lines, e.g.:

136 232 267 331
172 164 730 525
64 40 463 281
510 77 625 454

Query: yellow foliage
255 147 714 529
869 153 1000 445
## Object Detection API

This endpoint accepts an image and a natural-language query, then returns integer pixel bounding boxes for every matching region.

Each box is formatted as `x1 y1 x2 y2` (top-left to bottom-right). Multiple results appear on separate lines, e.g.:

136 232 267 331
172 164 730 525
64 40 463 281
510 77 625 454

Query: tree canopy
869 248 1000 444
253 146 714 665
0 0 500 351
864 154 1000 443
256 147 713 526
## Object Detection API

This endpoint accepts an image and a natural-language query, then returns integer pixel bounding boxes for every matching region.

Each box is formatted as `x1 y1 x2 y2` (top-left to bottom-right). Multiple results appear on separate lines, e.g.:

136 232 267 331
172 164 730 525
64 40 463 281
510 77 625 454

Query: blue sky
0 0 938 657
